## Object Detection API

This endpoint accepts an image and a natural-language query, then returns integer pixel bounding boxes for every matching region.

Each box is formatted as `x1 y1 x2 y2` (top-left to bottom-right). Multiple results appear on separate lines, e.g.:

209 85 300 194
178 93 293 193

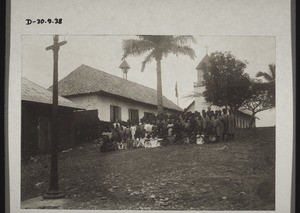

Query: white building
186 54 254 128
51 64 182 123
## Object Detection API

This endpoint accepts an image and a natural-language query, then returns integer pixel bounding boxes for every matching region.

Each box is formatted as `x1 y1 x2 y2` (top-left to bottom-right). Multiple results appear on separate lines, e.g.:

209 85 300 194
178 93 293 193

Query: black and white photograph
20 35 276 210
6 0 294 212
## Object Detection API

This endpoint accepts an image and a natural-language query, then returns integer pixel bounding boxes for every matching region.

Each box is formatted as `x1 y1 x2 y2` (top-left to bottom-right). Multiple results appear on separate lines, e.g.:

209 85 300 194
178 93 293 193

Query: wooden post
43 35 67 199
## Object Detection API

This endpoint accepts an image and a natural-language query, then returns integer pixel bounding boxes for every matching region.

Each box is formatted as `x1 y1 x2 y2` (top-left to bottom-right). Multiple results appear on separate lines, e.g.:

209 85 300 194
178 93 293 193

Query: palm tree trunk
156 59 163 114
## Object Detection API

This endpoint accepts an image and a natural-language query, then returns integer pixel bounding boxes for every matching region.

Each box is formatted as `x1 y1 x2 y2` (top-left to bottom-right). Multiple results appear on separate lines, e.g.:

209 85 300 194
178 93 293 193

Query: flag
175 82 178 98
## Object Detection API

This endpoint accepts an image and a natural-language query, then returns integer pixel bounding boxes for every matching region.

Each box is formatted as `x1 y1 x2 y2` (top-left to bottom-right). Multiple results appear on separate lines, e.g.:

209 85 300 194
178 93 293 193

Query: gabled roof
185 100 195 112
237 107 253 116
22 77 84 109
196 54 210 70
49 64 182 111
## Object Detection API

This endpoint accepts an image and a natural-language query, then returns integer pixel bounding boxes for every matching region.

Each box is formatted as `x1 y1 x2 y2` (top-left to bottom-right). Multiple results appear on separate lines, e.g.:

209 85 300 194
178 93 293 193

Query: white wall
187 102 195 113
235 114 252 128
194 86 219 112
68 94 158 122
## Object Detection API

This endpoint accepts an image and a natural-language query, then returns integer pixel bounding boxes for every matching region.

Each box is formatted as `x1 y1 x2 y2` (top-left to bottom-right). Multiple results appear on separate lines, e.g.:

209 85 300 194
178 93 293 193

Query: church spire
205 45 208 55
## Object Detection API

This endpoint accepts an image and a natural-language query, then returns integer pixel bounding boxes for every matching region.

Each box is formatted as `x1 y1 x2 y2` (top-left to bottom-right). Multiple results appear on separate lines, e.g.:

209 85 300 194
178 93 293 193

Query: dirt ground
21 127 275 210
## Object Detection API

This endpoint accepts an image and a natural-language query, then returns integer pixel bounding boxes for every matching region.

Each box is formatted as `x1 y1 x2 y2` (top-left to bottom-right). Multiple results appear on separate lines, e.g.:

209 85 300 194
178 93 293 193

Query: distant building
21 77 84 158
185 54 254 128
50 64 182 123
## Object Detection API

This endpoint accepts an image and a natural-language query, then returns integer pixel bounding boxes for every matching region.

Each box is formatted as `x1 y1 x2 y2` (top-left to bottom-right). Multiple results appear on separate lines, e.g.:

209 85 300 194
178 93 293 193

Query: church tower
194 54 211 112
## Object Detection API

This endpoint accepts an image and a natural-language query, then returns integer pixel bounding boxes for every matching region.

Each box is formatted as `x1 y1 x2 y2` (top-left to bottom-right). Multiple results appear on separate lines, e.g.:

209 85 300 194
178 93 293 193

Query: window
110 105 122 122
128 109 139 123
144 112 155 121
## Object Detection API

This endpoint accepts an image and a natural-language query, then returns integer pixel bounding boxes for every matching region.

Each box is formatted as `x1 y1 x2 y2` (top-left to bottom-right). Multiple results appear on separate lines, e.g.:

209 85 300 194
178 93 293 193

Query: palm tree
256 63 275 107
256 64 275 83
122 35 196 114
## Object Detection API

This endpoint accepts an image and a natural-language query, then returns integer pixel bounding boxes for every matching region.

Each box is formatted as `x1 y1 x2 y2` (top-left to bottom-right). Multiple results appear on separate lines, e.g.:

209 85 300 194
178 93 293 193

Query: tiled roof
237 107 252 116
22 77 84 109
50 64 182 111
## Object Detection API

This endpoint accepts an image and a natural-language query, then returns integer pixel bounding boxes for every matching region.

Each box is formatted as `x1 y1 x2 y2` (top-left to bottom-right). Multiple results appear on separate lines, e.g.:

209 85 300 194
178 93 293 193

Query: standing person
207 112 216 142
167 119 175 144
182 117 191 144
195 114 203 135
144 121 153 147
130 122 137 140
227 109 236 140
214 112 222 142
134 121 142 140
152 120 158 138
173 117 182 144
207 106 213 119
123 124 131 149
202 110 209 143
217 110 224 142
220 108 228 141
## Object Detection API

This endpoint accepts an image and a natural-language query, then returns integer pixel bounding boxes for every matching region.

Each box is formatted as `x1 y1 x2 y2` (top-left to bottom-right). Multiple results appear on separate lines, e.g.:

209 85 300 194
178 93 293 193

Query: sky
22 35 276 127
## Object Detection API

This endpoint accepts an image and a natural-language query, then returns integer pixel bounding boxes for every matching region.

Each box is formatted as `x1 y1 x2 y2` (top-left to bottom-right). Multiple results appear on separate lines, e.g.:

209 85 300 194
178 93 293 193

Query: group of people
100 107 237 152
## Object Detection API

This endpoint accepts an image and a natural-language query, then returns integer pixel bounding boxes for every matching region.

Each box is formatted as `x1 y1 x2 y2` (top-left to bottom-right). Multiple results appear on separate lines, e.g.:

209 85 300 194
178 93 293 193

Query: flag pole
175 81 179 106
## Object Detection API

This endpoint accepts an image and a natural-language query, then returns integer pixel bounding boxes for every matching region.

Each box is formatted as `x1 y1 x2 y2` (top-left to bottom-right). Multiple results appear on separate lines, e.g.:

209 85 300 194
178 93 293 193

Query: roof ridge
196 54 210 70
22 77 84 109
81 64 158 92
80 64 174 101
22 77 48 89
47 64 86 90
54 64 182 111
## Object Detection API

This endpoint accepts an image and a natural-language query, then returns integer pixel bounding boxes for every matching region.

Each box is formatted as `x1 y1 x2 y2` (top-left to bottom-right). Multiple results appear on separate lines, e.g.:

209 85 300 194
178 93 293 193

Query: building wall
21 101 75 159
235 113 254 128
197 67 205 85
68 94 170 122
194 86 220 113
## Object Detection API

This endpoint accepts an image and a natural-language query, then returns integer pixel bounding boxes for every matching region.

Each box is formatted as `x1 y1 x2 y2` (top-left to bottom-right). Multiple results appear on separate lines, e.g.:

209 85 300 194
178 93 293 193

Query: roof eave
62 91 182 112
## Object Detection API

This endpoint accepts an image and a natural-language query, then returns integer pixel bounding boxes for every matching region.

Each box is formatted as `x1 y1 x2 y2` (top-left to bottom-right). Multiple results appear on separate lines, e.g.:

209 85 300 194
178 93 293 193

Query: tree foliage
241 64 276 127
202 51 252 111
241 80 274 127
122 35 196 114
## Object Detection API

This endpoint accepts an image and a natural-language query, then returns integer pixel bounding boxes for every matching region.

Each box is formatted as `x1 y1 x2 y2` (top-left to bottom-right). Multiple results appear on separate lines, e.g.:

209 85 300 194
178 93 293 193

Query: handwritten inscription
26 18 63 25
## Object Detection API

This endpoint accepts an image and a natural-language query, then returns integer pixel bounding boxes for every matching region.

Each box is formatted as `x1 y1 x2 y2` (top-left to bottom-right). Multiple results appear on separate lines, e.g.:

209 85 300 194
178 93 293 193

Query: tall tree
256 63 275 107
202 51 252 112
241 80 273 128
122 35 196 114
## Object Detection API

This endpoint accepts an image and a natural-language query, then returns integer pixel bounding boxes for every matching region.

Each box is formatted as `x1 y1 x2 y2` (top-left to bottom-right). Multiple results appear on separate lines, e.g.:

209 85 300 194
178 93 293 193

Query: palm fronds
173 35 197 45
141 51 155 72
122 39 153 60
256 63 275 82
168 45 196 59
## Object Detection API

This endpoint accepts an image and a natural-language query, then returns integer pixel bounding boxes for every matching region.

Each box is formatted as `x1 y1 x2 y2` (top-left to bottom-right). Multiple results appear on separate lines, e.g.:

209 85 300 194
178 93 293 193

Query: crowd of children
100 107 236 152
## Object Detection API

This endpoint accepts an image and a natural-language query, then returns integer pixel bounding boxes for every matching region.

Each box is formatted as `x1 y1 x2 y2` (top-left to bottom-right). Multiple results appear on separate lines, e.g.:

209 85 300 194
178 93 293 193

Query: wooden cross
43 35 67 199
46 35 67 52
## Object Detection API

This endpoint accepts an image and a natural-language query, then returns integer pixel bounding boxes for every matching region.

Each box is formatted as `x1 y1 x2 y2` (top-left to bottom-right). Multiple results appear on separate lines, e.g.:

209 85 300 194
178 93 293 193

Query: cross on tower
205 45 209 55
